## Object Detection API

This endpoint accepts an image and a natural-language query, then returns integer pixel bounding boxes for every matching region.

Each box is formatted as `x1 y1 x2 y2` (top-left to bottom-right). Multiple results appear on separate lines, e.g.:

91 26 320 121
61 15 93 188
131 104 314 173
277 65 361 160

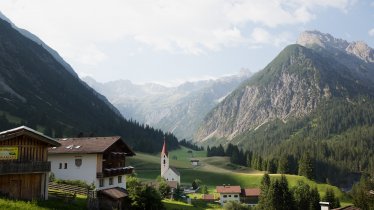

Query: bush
223 201 251 210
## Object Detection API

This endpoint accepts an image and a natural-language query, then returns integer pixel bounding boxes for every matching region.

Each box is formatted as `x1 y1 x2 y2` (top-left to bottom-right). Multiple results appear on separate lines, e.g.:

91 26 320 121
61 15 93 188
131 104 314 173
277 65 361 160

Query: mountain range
0 14 179 153
83 70 251 140
195 30 374 184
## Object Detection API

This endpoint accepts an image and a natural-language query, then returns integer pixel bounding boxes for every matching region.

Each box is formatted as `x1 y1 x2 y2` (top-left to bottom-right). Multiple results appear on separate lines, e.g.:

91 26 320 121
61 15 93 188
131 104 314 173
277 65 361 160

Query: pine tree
278 155 289 174
258 173 271 210
298 152 314 179
309 187 321 210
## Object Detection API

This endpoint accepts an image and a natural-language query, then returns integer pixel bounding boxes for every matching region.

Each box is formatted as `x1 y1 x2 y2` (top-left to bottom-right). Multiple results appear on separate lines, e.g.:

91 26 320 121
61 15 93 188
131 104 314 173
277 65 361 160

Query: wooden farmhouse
48 136 135 208
241 188 261 206
0 126 60 200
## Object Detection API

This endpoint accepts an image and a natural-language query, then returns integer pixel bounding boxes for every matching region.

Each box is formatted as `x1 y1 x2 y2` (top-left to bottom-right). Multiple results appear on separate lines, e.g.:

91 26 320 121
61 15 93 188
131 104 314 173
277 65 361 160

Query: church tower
161 137 169 176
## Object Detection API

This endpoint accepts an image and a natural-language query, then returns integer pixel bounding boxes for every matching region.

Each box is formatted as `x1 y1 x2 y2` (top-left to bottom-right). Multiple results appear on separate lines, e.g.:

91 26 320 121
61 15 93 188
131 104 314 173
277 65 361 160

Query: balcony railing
96 166 134 178
0 161 51 174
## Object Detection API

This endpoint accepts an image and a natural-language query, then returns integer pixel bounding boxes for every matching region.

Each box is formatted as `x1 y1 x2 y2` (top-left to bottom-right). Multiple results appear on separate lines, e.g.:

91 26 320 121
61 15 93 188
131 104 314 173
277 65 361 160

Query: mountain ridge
196 32 374 142
0 16 179 153
83 70 251 140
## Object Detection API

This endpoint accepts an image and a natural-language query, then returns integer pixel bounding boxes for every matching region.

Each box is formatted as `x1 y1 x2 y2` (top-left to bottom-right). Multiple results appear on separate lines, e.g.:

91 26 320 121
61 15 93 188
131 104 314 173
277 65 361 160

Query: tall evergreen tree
258 173 271 210
298 152 314 180
323 188 340 208
309 187 321 210
278 155 290 174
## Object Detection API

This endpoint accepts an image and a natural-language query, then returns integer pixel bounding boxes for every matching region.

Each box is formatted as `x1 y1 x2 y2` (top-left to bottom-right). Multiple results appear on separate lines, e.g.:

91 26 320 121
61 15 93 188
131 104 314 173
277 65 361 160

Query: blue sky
0 0 373 86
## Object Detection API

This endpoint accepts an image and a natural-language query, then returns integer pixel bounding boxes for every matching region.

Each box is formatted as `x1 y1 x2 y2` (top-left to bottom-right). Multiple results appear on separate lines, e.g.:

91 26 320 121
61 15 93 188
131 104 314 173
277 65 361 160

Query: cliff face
195 41 373 142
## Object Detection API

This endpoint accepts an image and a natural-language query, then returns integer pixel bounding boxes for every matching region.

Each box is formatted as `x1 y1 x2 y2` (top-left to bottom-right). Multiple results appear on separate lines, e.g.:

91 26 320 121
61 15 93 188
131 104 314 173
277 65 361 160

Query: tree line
231 97 374 185
207 143 315 180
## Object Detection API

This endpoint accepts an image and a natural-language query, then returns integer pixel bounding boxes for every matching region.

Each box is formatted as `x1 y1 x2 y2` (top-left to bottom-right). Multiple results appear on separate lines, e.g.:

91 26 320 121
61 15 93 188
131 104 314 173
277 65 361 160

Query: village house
48 136 135 208
216 185 241 205
190 159 199 166
0 126 60 200
161 139 180 184
241 188 261 206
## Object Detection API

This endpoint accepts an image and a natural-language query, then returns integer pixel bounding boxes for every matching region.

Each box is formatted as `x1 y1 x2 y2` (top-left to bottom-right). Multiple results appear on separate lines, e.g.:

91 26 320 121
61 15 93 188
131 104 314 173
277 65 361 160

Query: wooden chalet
0 126 60 200
241 188 261 206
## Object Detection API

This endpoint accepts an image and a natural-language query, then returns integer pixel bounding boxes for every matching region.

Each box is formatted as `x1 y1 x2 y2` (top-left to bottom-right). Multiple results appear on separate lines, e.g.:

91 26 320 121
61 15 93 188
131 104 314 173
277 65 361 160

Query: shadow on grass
37 195 87 210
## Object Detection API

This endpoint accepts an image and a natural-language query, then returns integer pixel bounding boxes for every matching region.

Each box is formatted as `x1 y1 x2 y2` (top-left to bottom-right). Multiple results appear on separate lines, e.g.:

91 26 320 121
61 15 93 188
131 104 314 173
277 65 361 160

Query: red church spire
161 136 168 156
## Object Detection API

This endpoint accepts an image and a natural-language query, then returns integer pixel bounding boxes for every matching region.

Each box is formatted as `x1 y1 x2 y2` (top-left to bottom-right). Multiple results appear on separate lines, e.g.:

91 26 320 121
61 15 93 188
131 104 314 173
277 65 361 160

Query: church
161 139 180 184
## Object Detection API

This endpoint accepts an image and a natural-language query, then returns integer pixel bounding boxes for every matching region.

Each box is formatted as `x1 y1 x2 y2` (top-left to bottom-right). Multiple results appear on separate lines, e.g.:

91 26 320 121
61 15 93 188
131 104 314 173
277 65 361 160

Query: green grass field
128 146 352 209
0 194 87 210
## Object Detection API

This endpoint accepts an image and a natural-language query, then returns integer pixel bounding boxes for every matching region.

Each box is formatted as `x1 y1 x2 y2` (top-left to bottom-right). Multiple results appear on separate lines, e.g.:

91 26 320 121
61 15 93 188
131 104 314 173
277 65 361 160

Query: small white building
48 136 135 193
190 159 199 166
161 139 180 184
216 185 241 206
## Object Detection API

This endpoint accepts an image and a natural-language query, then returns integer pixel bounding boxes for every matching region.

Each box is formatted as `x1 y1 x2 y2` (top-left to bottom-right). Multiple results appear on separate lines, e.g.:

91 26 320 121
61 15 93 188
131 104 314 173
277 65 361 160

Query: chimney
319 202 330 210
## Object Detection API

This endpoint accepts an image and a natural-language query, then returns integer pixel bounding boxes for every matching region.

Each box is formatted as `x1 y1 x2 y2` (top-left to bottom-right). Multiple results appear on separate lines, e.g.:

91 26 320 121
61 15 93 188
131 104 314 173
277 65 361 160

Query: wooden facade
0 126 60 200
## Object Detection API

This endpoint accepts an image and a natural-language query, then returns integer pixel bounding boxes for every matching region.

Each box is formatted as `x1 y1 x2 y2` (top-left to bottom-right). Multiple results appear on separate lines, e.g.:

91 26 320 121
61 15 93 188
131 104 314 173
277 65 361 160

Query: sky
0 0 373 86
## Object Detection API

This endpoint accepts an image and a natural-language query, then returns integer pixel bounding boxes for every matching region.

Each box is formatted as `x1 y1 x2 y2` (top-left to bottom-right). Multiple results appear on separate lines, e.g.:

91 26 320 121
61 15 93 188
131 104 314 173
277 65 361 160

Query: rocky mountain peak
297 30 349 50
346 41 374 63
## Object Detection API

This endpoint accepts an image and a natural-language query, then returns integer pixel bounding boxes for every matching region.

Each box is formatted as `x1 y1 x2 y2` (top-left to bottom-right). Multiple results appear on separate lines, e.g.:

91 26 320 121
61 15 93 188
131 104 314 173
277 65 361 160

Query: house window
229 195 232 197
99 179 104 187
223 195 227 198
234 195 238 198
64 163 67 169
109 177 113 185
118 176 122 183
59 163 62 169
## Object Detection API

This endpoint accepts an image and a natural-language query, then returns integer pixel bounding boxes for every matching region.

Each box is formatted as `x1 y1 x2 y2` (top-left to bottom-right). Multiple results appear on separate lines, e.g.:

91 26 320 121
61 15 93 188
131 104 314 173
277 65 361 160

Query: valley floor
128 146 353 209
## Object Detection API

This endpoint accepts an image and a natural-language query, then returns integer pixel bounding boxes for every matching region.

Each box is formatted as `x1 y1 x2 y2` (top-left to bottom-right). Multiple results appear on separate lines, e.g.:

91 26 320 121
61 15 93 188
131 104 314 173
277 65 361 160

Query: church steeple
161 137 168 156
161 136 169 176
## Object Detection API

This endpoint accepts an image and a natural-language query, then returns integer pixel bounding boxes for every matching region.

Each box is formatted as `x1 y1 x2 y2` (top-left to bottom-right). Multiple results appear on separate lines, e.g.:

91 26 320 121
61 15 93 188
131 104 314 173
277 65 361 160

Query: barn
0 126 60 200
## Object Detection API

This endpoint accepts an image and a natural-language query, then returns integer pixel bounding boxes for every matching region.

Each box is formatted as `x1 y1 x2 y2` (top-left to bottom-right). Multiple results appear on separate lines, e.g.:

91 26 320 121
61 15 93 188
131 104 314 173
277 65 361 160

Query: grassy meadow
128 146 352 208
0 194 87 210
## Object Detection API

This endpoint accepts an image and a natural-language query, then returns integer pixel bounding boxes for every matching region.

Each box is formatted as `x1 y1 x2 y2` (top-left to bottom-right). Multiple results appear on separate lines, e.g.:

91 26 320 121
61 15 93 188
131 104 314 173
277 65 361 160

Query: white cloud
249 28 292 47
369 28 374 37
0 0 356 61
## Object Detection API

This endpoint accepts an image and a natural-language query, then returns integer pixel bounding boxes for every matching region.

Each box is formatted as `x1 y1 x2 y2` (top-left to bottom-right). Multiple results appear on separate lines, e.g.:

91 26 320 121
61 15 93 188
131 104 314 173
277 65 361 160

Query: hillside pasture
128 147 352 206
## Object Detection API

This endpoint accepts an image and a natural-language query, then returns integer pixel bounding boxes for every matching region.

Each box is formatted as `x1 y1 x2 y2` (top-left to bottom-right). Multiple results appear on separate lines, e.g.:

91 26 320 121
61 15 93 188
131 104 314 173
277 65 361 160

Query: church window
163 159 165 164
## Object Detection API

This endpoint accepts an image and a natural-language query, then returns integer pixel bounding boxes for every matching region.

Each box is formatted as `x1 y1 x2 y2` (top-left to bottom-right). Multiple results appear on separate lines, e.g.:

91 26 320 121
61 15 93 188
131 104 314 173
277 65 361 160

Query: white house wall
49 153 97 185
220 193 240 206
49 153 127 190
95 175 126 191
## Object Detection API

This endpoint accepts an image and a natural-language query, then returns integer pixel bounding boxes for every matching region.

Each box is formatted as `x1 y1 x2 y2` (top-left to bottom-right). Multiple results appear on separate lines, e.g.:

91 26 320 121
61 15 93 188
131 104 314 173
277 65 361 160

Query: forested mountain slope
0 17 178 153
195 31 374 185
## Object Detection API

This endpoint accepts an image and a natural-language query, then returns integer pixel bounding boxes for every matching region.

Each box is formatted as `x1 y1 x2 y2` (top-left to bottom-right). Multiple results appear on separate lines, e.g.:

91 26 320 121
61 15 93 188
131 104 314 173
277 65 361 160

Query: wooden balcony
0 161 51 174
96 166 134 178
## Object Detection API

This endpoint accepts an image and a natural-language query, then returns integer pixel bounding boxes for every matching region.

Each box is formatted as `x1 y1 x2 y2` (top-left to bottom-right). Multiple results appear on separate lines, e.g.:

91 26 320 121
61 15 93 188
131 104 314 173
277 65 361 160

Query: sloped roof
169 167 180 176
216 186 241 194
48 136 135 155
0 126 60 147
161 138 168 156
100 187 128 199
166 181 178 189
241 188 261 197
